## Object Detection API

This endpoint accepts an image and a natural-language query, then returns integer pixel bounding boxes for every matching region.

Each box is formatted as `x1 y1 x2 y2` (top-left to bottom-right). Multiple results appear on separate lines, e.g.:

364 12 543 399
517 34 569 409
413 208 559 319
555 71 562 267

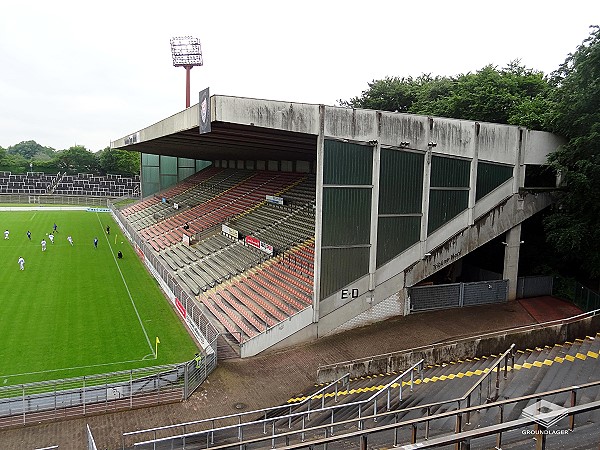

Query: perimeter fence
108 201 220 349
0 353 216 429
0 193 111 206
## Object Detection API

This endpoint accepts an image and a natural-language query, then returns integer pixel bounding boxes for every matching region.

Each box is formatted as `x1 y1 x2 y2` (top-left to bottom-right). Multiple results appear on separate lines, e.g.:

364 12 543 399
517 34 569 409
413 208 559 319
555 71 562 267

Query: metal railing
573 282 600 312
0 193 111 206
109 202 220 348
126 359 425 449
140 379 600 450
0 353 216 429
86 424 98 450
122 371 351 448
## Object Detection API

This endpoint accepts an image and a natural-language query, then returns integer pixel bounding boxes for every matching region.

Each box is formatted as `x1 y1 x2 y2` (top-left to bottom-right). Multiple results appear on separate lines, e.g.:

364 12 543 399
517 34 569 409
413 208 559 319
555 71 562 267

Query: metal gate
409 280 508 312
516 275 553 299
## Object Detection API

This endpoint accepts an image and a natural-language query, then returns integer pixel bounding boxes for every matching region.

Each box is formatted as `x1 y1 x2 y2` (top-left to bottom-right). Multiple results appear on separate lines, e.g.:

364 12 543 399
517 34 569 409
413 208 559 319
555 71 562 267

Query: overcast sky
0 1 598 152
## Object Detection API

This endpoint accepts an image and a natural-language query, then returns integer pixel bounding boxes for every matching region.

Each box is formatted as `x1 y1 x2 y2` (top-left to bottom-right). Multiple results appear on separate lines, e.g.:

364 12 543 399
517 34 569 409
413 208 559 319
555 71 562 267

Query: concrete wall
240 307 314 358
214 96 321 135
111 104 200 149
316 313 600 383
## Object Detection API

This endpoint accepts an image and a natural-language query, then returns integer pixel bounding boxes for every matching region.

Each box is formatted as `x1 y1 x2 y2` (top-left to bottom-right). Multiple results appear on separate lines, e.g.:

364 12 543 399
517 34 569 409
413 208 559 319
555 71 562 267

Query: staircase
121 334 600 449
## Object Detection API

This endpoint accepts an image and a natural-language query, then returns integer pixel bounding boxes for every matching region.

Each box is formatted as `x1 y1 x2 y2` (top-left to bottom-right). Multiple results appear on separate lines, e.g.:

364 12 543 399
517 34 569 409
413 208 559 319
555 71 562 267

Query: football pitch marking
3 357 148 381
95 213 156 358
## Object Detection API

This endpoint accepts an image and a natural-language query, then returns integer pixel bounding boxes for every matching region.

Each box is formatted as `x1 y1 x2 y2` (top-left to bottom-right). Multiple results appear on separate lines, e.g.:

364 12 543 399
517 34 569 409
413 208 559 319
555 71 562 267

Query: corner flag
155 336 160 359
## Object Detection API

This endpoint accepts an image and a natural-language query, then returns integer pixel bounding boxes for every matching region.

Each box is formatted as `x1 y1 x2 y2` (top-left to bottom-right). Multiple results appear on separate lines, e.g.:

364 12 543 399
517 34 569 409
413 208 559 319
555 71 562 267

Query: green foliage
341 61 552 129
545 26 600 278
55 145 99 173
97 147 140 176
1 140 140 176
7 140 55 160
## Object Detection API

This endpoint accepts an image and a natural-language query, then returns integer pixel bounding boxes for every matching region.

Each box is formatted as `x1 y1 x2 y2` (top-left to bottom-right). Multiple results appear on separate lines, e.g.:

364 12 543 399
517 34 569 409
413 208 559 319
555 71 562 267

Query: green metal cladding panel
476 161 513 200
160 155 178 175
428 190 469 234
430 156 470 187
141 181 159 196
322 187 371 246
377 216 421 267
178 157 195 168
141 153 159 166
320 247 370 299
379 149 424 214
141 164 160 197
323 140 373 185
196 160 212 172
160 174 178 189
178 167 196 180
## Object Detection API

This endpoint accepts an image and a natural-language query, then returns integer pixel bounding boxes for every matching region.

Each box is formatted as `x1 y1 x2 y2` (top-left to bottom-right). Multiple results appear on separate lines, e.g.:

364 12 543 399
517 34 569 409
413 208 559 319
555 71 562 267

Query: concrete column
419 119 434 257
512 129 525 194
368 135 381 291
503 223 522 301
467 123 480 225
312 105 326 322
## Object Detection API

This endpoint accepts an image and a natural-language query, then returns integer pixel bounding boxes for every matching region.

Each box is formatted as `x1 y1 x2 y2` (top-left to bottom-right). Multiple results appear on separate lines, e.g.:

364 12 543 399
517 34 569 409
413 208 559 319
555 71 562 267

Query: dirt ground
0 298 567 450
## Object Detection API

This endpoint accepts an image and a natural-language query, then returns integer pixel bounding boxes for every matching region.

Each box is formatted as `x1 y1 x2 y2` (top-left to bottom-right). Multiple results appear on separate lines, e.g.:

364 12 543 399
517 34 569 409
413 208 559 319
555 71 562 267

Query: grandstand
0 171 139 197
0 94 598 450
108 94 567 360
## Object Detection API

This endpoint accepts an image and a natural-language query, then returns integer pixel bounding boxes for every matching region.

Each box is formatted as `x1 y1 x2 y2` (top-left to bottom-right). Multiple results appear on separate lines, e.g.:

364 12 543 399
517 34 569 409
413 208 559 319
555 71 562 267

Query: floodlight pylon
170 36 203 108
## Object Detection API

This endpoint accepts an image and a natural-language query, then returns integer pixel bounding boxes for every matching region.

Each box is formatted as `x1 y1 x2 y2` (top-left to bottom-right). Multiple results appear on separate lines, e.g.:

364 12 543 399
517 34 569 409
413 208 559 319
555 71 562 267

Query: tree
7 140 55 160
55 145 99 174
340 61 552 129
97 147 140 176
544 26 600 277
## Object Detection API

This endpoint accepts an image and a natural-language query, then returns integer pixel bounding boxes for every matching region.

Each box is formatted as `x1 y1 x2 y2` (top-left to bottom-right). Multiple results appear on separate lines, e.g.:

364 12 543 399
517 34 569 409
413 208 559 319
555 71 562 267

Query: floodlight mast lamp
170 36 203 108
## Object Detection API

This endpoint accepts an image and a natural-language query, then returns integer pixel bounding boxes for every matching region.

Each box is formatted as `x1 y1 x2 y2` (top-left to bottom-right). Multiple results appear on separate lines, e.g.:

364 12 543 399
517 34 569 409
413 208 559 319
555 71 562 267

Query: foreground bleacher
120 330 600 449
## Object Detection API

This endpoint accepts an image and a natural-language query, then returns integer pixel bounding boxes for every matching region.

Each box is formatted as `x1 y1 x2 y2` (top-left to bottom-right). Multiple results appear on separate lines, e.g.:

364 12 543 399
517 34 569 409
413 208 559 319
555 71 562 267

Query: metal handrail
130 347 514 448
135 379 600 449
122 372 351 445
318 309 600 372
128 359 424 448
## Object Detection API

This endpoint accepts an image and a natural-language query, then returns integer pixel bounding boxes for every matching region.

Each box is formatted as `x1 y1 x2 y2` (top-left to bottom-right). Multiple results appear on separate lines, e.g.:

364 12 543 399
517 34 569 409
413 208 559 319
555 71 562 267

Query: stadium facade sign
199 87 211 134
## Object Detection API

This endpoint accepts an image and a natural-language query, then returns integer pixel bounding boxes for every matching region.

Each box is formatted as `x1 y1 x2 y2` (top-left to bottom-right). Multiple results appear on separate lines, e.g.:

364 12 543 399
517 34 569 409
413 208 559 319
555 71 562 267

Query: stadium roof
111 94 563 167
111 96 319 162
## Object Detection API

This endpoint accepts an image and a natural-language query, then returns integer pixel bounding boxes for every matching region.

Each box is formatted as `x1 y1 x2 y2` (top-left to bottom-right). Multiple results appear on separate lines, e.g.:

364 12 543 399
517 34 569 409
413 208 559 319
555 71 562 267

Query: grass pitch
0 209 198 386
